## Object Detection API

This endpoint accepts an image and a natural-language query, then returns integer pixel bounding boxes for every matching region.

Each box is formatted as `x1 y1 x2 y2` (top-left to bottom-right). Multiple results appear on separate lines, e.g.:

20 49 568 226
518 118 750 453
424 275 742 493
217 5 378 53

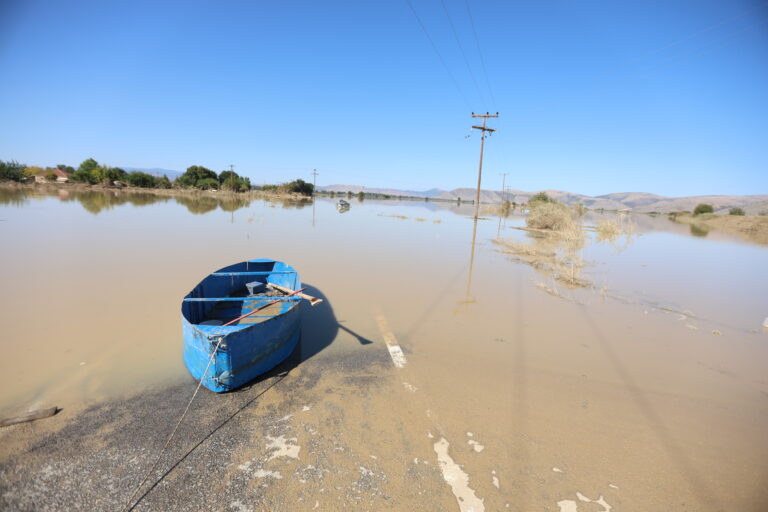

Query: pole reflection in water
461 216 480 305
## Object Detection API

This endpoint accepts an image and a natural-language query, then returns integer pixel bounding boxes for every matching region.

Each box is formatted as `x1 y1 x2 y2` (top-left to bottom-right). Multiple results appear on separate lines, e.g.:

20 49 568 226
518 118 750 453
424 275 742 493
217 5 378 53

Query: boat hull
181 259 302 392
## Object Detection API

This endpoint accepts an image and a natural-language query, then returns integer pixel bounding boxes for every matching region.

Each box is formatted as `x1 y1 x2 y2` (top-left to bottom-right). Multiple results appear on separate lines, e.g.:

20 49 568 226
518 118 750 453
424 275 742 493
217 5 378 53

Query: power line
440 0 486 107
405 0 472 109
464 0 497 110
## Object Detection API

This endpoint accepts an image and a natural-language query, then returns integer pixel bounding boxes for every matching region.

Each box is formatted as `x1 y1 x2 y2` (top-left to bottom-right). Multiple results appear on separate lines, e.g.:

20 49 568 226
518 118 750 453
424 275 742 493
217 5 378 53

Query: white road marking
375 313 407 368
558 492 613 512
433 437 485 512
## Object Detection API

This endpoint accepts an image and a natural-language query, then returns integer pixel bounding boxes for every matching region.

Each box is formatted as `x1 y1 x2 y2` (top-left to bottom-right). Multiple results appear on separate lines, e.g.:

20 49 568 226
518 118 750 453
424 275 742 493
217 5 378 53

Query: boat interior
181 260 301 327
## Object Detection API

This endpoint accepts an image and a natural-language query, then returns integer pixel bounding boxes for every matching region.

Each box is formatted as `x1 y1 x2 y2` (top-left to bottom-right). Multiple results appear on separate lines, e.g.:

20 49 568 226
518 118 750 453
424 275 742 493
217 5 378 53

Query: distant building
33 168 72 183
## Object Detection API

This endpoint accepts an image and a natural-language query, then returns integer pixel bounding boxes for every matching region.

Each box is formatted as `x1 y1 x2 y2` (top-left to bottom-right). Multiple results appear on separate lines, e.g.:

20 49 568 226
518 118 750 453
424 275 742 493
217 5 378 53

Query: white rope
120 337 224 512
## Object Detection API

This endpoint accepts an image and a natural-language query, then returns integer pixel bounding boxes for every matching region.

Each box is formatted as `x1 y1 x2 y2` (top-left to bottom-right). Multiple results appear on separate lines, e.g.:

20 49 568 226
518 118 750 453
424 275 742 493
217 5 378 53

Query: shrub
729 207 745 216
693 203 713 215
124 171 157 188
530 191 555 204
196 178 219 190
527 201 576 231
285 179 314 196
1 160 30 182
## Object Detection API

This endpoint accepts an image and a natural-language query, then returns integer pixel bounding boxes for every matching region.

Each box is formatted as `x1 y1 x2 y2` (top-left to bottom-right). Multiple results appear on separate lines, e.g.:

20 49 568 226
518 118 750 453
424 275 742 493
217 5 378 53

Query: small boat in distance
181 259 320 392
336 199 350 212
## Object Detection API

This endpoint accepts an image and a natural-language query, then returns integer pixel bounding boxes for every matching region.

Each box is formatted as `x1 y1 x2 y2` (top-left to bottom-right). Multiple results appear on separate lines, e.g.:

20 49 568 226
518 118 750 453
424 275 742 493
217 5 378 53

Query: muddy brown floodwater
1 188 767 511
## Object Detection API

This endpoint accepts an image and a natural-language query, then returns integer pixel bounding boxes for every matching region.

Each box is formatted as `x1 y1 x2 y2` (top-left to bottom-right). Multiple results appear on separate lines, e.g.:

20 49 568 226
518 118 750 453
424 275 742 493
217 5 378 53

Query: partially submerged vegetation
494 192 637 292
495 193 589 288
595 213 634 242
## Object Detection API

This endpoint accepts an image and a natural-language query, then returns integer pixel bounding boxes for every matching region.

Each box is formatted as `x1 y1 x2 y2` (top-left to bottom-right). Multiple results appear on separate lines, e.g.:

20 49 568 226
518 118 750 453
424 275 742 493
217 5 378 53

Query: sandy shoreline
671 212 768 245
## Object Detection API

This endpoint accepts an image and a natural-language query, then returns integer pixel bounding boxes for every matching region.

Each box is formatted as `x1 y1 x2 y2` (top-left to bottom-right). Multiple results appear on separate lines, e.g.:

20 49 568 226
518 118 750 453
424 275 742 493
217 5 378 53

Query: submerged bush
693 203 713 215
527 201 576 232
729 207 745 216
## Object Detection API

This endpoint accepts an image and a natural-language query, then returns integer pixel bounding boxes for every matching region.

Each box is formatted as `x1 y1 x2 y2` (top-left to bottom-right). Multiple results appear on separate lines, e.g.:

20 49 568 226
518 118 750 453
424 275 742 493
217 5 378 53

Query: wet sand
1 191 767 511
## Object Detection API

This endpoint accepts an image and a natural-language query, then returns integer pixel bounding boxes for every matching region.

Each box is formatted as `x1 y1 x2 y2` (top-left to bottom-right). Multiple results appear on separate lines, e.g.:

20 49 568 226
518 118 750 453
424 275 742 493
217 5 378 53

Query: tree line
0 158 314 196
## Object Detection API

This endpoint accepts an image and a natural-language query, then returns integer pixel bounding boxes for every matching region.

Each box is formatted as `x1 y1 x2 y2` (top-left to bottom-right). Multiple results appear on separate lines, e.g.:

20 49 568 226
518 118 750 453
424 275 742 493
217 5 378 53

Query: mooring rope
119 336 224 512
120 287 306 511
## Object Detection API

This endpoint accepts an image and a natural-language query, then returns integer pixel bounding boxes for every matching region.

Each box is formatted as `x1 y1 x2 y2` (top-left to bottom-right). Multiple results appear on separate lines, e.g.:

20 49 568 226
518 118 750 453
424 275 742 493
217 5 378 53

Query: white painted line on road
375 313 407 368
434 437 485 512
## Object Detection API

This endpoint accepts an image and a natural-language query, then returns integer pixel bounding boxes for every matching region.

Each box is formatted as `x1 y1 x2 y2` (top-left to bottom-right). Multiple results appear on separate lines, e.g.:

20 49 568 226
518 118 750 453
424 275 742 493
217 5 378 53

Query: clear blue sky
1 0 766 196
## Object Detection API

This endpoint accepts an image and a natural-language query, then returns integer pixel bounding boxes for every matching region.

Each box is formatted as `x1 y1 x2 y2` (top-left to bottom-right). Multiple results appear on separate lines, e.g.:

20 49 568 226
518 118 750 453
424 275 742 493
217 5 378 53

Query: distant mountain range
317 184 768 214
317 184 444 198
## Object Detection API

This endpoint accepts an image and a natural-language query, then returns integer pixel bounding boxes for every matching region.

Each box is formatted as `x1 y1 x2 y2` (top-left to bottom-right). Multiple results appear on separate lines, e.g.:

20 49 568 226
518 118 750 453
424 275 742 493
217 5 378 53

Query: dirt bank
671 213 768 245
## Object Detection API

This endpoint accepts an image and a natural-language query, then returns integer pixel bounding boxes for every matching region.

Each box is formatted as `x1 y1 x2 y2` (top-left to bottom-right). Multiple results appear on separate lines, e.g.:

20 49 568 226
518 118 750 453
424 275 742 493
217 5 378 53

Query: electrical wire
463 0 497 110
405 0 472 110
440 0 486 107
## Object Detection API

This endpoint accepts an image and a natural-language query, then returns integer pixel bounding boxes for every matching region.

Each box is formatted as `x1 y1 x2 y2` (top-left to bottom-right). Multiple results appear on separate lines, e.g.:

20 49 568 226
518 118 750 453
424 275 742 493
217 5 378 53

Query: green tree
176 165 218 189
196 177 220 190
729 207 745 216
124 171 157 188
78 158 99 174
56 164 75 174
106 167 127 182
219 169 250 192
71 158 101 184
155 175 172 189
693 203 714 215
0 160 26 181
285 179 314 196
218 170 238 184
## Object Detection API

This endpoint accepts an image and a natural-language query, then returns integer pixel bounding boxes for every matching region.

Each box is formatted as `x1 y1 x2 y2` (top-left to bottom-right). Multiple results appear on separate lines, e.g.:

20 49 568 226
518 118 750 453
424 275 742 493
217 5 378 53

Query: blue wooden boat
181 259 307 392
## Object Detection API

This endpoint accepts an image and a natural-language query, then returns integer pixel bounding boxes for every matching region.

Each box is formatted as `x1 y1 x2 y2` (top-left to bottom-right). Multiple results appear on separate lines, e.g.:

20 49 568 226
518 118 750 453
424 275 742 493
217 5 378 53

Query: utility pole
499 172 508 204
229 164 235 173
311 169 319 196
471 112 498 220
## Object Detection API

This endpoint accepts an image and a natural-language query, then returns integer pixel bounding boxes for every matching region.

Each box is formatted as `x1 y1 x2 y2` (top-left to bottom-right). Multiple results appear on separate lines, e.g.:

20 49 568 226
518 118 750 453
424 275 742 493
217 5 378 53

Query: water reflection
273 198 311 210
175 195 218 215
0 188 32 207
66 191 171 214
462 217 479 304
689 223 710 237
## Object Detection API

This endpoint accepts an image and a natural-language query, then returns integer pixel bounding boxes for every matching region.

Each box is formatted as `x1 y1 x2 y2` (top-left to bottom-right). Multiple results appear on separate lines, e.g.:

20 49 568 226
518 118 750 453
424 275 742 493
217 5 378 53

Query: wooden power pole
471 112 498 220
311 169 319 197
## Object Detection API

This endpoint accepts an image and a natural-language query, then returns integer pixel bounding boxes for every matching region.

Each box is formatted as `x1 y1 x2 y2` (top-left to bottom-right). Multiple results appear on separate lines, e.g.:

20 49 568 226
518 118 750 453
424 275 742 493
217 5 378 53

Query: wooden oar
267 283 323 306
223 287 305 326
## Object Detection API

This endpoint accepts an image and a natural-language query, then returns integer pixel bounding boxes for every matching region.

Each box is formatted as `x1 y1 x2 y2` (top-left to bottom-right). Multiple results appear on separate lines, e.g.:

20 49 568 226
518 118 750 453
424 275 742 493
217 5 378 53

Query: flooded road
1 188 767 511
